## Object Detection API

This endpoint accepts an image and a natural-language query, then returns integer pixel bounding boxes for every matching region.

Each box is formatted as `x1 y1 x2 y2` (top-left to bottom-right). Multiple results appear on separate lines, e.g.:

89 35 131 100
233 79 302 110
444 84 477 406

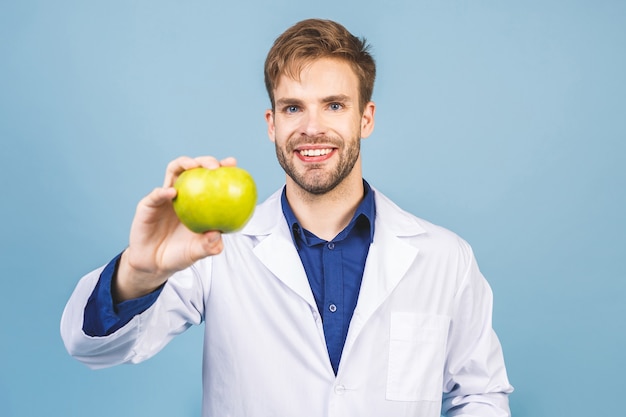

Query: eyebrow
321 94 351 104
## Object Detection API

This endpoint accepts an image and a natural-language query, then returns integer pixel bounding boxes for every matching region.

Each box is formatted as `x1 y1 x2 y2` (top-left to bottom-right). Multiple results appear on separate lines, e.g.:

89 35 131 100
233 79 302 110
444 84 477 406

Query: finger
219 156 237 167
141 186 177 209
163 156 215 187
163 156 194 187
194 156 222 170
190 231 224 261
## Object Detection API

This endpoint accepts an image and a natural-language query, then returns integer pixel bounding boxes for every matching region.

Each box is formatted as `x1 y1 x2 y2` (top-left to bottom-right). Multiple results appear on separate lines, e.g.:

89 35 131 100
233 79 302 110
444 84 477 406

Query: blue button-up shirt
281 180 375 374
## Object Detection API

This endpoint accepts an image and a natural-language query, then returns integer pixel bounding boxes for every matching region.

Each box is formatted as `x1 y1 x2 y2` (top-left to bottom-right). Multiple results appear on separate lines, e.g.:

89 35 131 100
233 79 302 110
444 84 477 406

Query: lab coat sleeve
60 260 209 370
441 242 514 417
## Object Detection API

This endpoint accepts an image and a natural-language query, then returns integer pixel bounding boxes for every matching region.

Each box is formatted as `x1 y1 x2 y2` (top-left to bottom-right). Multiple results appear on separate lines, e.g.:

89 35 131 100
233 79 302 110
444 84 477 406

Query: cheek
273 120 298 143
271 130 292 151
269 121 287 144
341 119 362 139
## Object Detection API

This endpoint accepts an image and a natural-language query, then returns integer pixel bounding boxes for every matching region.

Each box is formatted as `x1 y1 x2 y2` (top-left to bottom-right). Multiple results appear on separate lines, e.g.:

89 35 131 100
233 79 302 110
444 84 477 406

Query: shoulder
372 187 474 256
218 188 289 255
237 188 284 236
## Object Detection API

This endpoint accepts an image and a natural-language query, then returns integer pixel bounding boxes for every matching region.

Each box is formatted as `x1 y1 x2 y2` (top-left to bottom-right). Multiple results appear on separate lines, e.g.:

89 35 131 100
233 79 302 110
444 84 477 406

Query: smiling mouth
298 148 334 157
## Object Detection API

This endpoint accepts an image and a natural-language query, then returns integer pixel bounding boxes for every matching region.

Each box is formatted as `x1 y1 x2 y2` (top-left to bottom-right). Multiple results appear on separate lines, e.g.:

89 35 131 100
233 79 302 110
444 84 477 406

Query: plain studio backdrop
1 1 624 416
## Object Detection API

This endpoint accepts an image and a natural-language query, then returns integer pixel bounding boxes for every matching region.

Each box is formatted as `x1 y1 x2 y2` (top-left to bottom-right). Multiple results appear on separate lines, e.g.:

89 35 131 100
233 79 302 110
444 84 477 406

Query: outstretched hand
114 156 237 301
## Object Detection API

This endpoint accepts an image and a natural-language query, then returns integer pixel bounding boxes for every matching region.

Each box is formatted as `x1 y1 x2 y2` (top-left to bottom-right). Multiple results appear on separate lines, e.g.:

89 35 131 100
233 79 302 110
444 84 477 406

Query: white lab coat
61 187 513 417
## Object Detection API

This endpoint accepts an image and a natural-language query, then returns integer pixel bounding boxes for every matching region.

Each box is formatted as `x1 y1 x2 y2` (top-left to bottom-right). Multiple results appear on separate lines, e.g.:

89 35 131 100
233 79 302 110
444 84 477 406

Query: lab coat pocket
386 312 450 402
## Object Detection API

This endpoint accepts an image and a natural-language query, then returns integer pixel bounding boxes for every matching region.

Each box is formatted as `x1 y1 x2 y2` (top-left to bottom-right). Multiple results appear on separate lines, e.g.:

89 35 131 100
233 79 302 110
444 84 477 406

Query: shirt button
334 384 346 395
327 242 335 250
329 304 337 313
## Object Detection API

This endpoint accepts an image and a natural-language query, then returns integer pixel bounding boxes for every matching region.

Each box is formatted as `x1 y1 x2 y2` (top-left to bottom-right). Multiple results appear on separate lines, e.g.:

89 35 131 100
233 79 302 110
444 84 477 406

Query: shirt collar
281 179 376 244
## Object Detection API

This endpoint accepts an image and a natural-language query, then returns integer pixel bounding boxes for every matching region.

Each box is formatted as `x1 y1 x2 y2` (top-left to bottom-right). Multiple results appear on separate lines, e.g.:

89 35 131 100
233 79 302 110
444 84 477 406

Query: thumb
190 231 224 261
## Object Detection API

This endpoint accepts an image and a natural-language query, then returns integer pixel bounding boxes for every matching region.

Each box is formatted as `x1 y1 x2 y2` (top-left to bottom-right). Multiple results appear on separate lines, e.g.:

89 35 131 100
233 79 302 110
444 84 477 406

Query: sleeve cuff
82 252 164 336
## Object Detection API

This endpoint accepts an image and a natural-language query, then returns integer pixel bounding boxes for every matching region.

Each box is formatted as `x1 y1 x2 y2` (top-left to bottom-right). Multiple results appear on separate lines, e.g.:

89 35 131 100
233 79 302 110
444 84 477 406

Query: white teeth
300 148 332 157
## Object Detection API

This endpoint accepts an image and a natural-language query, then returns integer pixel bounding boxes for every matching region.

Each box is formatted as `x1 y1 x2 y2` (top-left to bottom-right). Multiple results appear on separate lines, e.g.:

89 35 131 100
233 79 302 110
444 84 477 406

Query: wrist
113 250 170 302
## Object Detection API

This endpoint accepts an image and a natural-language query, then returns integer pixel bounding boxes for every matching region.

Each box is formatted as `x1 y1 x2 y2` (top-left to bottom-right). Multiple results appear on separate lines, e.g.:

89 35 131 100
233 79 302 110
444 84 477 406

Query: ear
360 101 376 139
265 109 276 143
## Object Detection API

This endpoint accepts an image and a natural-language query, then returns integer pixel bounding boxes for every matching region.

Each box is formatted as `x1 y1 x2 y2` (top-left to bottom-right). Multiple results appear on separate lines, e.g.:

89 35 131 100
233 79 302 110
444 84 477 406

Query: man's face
265 58 375 195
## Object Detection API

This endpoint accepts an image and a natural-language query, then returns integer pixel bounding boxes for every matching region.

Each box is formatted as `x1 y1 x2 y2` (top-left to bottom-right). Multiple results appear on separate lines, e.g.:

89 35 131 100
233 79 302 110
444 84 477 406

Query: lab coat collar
240 186 427 327
241 185 426 237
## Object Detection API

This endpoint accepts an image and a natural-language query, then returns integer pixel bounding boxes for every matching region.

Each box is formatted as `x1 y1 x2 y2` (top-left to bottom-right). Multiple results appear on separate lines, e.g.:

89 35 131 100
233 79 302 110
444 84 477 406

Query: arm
60 260 210 369
60 155 234 368
82 253 163 337
441 244 514 417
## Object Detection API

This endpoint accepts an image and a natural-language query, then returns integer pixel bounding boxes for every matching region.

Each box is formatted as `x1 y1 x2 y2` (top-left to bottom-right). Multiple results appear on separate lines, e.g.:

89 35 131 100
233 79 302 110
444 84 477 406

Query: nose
301 109 326 137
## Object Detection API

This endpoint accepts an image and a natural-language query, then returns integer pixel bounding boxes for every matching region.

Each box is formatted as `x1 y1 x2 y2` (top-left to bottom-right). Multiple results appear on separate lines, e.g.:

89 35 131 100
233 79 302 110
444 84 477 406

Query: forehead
274 58 359 98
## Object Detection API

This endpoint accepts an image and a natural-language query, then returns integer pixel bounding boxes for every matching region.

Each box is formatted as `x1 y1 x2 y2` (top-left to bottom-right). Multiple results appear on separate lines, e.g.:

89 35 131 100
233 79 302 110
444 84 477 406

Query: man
61 18 513 416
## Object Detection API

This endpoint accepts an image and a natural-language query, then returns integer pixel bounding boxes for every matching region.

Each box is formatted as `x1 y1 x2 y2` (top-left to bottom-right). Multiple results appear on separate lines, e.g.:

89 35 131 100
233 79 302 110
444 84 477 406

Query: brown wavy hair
264 19 376 113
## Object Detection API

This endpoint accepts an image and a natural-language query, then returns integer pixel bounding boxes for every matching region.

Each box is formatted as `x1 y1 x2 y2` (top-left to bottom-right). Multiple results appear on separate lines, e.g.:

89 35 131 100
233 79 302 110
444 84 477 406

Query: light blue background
1 1 624 416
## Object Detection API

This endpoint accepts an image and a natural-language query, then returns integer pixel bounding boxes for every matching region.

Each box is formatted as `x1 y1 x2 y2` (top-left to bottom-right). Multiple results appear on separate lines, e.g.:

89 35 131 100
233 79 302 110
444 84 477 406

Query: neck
285 170 364 241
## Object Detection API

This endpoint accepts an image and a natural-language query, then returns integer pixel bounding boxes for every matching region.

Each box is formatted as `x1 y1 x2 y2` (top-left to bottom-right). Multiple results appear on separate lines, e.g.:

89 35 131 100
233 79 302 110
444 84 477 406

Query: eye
329 102 343 111
285 105 299 114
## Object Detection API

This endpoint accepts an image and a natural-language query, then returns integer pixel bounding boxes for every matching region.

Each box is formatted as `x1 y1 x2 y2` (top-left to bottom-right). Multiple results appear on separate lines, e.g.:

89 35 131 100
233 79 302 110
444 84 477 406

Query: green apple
172 166 257 233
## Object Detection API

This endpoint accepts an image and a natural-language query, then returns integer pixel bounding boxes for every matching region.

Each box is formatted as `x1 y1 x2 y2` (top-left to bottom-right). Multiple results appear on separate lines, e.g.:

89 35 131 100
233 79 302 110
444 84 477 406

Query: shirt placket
322 241 344 374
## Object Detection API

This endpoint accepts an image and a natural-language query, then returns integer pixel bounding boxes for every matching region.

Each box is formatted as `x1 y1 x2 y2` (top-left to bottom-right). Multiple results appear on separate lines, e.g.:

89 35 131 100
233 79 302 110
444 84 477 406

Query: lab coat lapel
242 187 427 343
253 230 317 309
344 190 425 351
241 189 317 310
